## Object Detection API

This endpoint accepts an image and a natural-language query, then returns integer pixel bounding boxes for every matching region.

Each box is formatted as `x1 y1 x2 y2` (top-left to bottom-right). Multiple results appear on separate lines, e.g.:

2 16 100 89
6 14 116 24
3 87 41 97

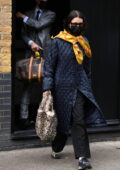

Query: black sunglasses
70 22 84 27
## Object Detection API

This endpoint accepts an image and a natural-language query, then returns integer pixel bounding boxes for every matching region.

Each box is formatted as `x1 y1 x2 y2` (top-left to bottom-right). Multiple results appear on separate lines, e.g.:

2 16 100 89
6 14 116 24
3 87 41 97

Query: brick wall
0 0 12 143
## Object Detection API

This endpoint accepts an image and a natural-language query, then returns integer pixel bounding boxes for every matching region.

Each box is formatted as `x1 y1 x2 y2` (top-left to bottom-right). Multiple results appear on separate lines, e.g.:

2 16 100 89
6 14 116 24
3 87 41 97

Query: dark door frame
11 0 120 139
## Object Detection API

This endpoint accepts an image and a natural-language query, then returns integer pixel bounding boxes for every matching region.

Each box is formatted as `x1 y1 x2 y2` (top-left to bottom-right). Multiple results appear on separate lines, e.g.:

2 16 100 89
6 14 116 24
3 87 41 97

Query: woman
43 10 106 170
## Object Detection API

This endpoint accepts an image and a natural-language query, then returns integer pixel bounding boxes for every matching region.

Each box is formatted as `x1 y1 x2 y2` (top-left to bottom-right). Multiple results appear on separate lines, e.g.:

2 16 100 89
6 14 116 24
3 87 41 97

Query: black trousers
52 91 91 159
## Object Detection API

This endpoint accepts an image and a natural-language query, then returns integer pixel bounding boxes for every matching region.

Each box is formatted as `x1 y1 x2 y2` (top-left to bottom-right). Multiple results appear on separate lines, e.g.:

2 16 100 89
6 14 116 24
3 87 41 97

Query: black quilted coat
43 38 106 134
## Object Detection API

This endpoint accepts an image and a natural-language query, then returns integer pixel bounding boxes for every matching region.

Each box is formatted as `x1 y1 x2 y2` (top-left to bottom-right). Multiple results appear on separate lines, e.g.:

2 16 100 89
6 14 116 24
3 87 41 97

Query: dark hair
64 10 87 31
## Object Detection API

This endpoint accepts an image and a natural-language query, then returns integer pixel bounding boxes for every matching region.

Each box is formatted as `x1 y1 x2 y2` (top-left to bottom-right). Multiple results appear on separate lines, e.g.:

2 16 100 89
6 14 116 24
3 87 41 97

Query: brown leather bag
16 51 44 81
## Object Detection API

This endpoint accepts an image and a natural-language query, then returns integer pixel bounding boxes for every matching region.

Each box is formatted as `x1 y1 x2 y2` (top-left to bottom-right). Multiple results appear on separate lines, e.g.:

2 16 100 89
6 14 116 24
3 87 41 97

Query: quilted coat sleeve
83 57 92 80
82 37 92 82
42 39 58 91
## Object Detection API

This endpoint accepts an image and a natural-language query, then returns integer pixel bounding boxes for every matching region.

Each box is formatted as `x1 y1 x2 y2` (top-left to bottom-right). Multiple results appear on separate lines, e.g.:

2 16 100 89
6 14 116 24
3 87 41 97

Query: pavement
0 141 120 170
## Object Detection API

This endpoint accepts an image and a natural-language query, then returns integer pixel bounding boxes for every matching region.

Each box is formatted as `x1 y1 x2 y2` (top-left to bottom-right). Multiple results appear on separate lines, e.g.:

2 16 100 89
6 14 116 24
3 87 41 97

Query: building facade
0 0 120 150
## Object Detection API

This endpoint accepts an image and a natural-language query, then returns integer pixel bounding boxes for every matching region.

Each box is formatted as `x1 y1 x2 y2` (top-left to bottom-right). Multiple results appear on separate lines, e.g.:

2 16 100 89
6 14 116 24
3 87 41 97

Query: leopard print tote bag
35 93 57 141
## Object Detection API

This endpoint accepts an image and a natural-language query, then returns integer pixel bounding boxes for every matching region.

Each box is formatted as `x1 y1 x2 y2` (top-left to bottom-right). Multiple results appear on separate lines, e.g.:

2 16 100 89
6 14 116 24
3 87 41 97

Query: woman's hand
43 90 51 96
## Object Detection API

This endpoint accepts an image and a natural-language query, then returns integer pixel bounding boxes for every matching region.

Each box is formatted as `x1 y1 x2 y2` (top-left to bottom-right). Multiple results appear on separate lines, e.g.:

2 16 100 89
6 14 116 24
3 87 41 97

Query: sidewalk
0 141 120 170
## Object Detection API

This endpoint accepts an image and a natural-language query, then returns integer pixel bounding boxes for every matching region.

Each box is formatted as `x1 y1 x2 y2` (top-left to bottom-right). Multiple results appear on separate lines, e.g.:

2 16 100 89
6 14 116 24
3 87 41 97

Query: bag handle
28 56 34 81
38 58 42 82
38 58 44 82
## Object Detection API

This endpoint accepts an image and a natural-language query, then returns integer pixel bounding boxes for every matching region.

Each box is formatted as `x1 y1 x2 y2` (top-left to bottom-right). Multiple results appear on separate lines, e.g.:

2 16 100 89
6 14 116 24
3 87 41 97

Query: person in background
16 0 56 129
43 10 106 170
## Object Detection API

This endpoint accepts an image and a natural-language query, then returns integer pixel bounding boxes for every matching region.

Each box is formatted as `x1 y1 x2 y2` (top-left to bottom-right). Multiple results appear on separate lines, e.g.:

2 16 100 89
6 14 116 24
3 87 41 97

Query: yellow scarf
53 30 92 64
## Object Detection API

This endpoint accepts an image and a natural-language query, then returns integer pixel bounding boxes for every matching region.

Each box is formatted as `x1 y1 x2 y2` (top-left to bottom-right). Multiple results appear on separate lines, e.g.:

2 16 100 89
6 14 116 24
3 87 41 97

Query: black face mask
68 26 84 36
39 1 47 9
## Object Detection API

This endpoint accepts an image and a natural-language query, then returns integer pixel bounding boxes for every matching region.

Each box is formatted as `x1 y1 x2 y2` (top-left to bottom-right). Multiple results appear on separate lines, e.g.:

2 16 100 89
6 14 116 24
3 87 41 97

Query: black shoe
78 157 92 170
51 151 62 159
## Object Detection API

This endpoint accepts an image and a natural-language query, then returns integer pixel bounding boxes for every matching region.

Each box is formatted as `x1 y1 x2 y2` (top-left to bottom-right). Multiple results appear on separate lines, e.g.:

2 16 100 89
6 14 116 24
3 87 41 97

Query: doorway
12 0 120 138
12 0 70 135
